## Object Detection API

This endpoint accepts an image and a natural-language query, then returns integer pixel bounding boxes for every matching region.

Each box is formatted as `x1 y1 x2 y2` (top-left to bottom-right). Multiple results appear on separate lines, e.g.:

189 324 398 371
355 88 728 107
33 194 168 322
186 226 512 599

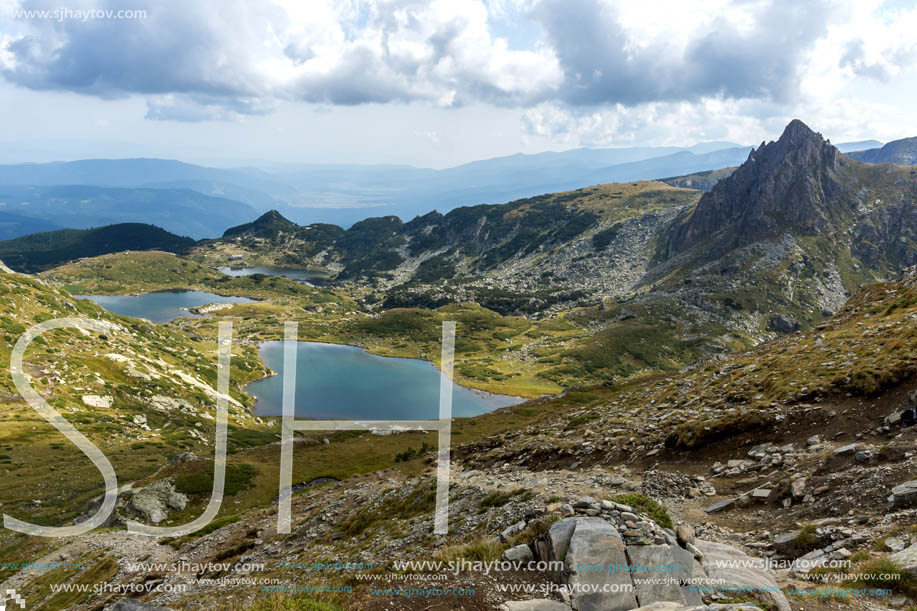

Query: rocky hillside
0 263 273 529
5 272 913 611
192 182 703 314
849 136 917 165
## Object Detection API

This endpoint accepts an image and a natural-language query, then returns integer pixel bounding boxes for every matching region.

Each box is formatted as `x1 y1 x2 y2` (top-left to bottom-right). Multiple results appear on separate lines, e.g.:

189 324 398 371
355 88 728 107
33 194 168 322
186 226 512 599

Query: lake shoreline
245 339 527 420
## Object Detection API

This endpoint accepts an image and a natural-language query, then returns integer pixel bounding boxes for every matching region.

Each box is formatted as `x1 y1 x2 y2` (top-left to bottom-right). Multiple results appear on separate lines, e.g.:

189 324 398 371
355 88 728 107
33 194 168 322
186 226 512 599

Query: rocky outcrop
665 120 852 257
128 479 189 525
531 510 789 611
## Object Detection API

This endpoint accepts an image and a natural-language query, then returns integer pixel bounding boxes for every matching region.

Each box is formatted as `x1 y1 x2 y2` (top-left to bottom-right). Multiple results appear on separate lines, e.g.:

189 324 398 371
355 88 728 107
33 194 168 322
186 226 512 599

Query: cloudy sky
1 0 916 167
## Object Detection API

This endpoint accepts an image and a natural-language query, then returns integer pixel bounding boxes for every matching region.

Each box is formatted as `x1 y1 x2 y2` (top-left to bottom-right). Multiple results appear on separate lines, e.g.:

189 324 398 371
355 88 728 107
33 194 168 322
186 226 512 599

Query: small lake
217 266 325 283
81 290 255 323
246 341 524 420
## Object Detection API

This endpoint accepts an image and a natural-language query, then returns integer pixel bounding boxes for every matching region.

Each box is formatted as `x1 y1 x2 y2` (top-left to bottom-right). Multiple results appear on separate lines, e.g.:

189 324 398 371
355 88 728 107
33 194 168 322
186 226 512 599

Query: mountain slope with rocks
6 272 914 611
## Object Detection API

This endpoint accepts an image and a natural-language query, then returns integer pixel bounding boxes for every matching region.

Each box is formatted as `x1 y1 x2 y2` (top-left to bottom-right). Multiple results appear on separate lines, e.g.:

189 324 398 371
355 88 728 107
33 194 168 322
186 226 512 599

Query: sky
0 0 916 168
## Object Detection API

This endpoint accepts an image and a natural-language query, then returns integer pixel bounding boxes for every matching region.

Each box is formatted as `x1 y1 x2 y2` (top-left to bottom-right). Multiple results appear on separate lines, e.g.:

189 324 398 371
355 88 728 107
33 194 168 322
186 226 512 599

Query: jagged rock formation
665 120 853 255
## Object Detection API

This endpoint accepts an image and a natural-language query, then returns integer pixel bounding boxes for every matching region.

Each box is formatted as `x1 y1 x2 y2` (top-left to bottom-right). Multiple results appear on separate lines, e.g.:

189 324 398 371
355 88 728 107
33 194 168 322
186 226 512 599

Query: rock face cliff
665 120 853 256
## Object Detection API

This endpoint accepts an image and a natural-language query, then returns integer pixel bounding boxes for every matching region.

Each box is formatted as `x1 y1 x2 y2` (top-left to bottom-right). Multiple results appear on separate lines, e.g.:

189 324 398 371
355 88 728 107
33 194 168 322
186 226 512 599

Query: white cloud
0 0 915 150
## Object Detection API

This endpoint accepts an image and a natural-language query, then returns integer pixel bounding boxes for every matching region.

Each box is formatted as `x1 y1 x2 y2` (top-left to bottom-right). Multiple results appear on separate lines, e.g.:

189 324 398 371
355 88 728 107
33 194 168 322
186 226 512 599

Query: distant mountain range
0 211 60 240
194 122 916 330
4 121 916 379
848 137 917 165
0 185 257 239
0 135 897 242
0 142 812 233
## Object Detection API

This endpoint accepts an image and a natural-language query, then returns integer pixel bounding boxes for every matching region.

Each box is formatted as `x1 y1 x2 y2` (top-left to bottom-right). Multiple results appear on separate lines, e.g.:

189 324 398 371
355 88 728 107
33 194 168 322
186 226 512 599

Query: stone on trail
626 544 694 607
503 543 535 563
704 499 734 514
565 517 638 611
695 539 790 611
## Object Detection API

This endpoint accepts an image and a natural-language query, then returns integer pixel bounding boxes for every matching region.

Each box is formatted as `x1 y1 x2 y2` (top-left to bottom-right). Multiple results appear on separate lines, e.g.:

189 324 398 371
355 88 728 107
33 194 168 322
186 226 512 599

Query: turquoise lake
246 341 524 420
81 290 255 323
217 266 325 283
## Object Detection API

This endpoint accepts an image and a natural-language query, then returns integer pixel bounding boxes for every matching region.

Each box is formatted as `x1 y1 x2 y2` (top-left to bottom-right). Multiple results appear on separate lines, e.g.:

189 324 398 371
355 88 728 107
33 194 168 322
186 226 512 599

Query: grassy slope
0 270 279 528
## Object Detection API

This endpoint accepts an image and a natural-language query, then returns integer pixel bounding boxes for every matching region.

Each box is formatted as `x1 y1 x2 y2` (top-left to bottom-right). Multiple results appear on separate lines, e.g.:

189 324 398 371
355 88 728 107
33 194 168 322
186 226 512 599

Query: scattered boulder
769 315 800 333
501 520 526 542
704 499 734 514
564 517 638 610
626 543 695 606
169 451 198 464
696 540 791 611
128 479 188 525
833 443 857 455
503 543 534 563
890 543 917 577
110 600 175 610
885 537 907 553
676 525 695 547
790 478 806 500
890 480 917 506
82 394 113 408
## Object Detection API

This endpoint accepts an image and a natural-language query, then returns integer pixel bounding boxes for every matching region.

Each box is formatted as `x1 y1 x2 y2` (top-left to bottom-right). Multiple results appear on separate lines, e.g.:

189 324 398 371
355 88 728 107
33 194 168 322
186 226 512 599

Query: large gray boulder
128 479 188 525
532 514 784 611
564 517 638 611
537 517 578 582
890 480 917 506
626 544 695 607
695 540 790 611
890 543 917 576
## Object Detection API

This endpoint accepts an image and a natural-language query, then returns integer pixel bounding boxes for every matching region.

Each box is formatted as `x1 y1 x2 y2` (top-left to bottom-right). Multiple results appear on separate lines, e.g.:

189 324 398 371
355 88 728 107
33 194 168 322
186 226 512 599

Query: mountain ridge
849 136 917 165
0 223 195 273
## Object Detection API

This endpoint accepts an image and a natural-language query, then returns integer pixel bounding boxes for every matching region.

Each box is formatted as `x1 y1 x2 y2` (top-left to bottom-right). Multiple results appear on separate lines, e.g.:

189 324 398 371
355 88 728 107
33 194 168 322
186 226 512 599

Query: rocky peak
664 120 851 257
222 209 299 238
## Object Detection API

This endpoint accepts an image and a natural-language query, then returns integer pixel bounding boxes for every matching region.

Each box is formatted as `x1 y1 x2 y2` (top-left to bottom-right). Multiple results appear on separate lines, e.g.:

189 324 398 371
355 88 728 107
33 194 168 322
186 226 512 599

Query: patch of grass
436 538 507 564
480 488 532 509
785 525 823 556
394 442 433 463
565 412 599 429
843 558 917 597
250 594 346 611
174 461 258 496
613 493 673 530
341 480 437 537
